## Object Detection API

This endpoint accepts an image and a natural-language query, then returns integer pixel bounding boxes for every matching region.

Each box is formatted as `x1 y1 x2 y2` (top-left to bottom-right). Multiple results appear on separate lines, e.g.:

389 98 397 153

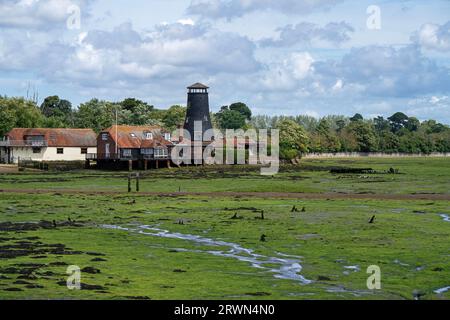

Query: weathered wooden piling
136 172 140 192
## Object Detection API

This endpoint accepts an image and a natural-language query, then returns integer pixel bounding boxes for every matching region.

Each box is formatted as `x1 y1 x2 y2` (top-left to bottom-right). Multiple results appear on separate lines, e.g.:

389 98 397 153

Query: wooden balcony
87 153 170 161
0 140 48 147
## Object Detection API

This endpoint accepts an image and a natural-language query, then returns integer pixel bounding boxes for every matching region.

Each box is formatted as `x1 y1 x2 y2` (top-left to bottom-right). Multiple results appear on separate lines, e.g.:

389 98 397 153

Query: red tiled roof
103 125 173 149
6 128 97 147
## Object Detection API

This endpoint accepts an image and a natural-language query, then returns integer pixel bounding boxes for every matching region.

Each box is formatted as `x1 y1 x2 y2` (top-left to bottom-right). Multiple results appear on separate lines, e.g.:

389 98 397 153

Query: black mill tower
184 83 213 141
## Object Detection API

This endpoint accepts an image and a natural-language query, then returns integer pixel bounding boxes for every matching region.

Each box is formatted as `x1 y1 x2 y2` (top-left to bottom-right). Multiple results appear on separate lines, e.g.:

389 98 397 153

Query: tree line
251 113 450 159
1 95 449 159
0 96 186 135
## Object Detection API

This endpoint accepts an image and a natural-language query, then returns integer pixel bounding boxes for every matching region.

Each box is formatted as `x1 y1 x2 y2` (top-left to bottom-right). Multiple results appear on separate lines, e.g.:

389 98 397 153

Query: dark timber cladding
184 83 213 141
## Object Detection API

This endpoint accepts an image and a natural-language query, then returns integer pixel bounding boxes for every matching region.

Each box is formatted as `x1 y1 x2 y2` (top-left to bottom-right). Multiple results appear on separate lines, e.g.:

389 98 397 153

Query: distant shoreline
303 152 450 159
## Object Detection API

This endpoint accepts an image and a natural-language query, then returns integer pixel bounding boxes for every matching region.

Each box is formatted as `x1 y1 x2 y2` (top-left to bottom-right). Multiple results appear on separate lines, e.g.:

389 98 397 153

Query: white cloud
260 52 314 90
24 22 261 87
407 95 450 121
290 52 315 79
314 45 450 97
187 0 343 20
177 18 195 26
0 0 91 29
332 79 343 91
261 21 354 47
412 21 450 51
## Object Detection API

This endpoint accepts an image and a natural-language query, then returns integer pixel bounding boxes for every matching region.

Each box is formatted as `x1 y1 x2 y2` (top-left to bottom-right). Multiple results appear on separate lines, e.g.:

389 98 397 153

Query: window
32 147 41 154
145 132 153 140
122 149 132 157
130 133 137 138
26 135 45 147
81 148 88 154
154 148 168 158
101 133 108 141
57 148 64 154
164 133 171 141
141 148 154 155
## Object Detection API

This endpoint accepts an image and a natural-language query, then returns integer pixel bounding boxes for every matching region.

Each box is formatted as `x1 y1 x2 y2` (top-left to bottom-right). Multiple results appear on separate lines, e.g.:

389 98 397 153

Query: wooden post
156 160 159 169
167 160 171 169
128 160 133 172
128 174 131 193
136 173 140 192
144 160 148 171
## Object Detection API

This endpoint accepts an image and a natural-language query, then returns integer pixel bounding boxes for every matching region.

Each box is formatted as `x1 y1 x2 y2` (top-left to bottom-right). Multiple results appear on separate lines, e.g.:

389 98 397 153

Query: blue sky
1 0 450 122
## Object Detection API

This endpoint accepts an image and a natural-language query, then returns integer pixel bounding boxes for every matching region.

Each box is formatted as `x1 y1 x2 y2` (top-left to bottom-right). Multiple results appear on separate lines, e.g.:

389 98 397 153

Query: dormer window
145 132 153 140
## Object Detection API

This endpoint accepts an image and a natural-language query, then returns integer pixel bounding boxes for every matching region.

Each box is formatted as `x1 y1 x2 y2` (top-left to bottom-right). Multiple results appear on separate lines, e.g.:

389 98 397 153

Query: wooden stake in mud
136 172 140 192
128 174 132 193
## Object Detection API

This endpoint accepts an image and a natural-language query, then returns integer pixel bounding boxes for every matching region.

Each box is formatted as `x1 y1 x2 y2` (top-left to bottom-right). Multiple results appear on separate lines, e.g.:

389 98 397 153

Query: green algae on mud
0 158 449 300
0 157 449 195
0 191 449 300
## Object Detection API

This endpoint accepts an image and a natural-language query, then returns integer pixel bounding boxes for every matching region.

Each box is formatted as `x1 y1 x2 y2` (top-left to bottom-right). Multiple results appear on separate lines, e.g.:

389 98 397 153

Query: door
105 143 110 159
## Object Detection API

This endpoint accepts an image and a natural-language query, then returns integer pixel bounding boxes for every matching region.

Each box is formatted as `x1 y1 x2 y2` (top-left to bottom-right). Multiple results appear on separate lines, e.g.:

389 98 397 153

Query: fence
18 159 87 171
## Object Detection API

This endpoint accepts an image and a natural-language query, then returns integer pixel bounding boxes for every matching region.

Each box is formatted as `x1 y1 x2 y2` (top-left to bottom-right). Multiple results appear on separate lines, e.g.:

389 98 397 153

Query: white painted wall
8 147 97 163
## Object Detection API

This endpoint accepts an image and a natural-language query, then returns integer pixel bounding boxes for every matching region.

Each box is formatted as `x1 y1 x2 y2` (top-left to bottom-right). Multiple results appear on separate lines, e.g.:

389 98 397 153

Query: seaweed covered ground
0 157 449 300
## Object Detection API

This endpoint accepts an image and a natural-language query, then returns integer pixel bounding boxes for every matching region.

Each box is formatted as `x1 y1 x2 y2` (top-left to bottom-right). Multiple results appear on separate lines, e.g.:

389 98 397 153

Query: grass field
0 157 449 300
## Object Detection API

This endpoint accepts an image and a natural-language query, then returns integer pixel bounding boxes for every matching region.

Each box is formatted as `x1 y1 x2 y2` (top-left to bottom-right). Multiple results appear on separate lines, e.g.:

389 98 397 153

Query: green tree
398 131 433 154
336 119 347 132
388 112 409 133
219 110 246 130
216 107 246 130
310 119 341 152
0 96 43 136
374 116 390 133
406 117 420 132
350 113 364 122
229 102 252 121
337 129 359 152
276 119 309 160
74 99 120 133
162 105 187 130
378 131 400 153
120 98 153 112
421 120 447 134
40 96 73 126
347 121 377 152
295 115 319 132
118 98 154 126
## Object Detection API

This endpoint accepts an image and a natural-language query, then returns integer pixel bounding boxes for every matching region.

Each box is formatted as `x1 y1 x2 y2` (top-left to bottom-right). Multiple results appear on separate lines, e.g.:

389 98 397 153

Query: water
102 224 312 285
434 286 450 294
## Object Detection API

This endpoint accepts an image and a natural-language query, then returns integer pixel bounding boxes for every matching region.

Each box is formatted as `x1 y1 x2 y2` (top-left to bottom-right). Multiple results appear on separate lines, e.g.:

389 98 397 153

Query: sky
0 0 450 123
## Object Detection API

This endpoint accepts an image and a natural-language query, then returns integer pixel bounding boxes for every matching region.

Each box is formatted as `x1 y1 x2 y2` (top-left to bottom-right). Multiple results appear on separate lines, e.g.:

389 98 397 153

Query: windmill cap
187 82 209 89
